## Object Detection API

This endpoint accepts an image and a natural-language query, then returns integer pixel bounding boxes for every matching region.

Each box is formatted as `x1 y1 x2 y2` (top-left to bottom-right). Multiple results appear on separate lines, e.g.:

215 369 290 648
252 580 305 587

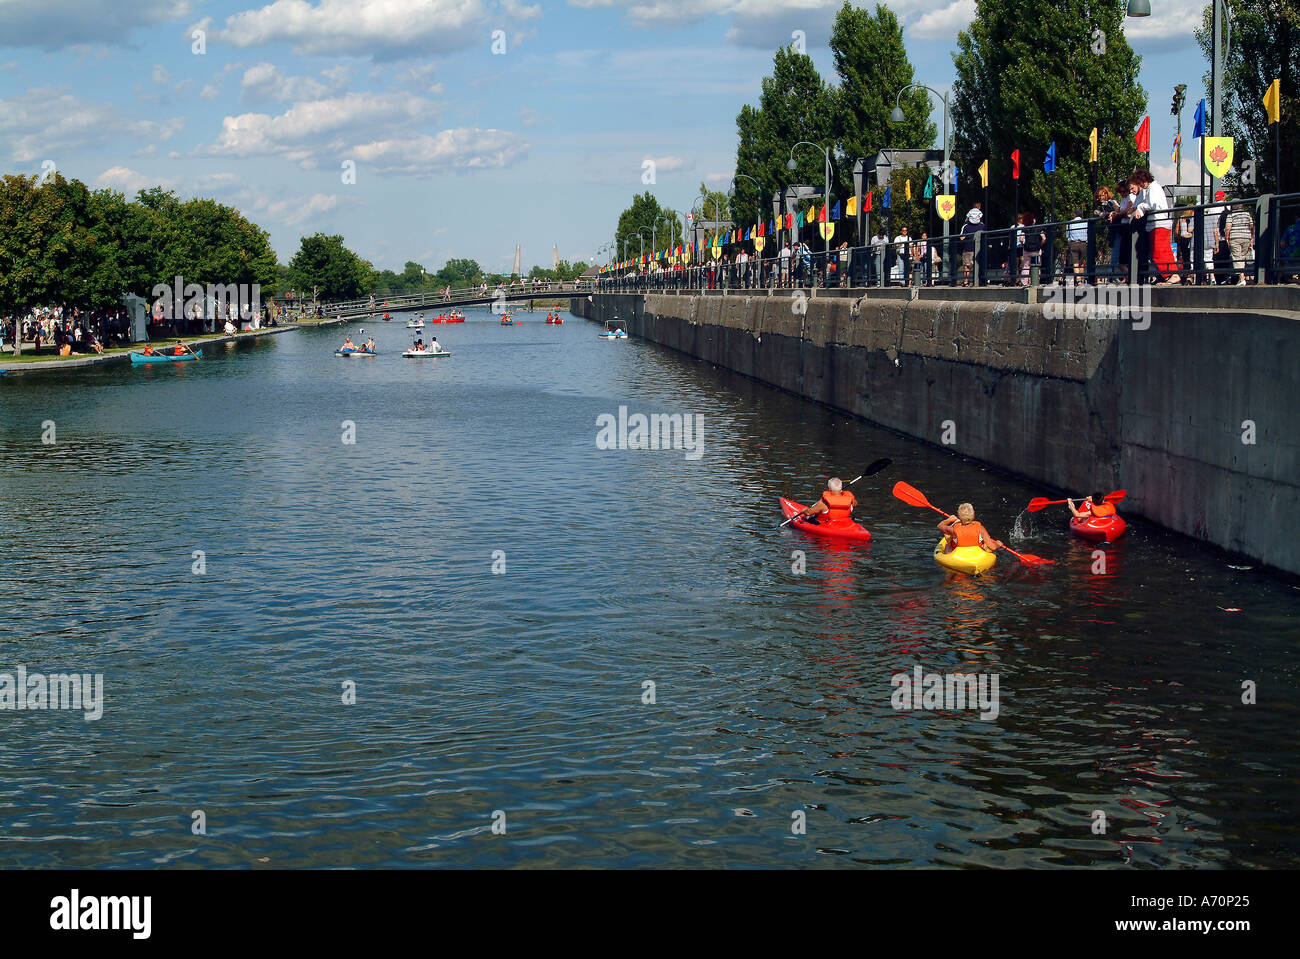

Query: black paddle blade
863 457 892 477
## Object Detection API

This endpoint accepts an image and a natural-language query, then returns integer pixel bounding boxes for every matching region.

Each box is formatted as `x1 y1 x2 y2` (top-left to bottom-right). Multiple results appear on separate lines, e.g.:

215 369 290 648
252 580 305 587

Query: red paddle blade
1026 497 1061 512
892 481 934 510
1105 489 1127 503
1016 553 1055 566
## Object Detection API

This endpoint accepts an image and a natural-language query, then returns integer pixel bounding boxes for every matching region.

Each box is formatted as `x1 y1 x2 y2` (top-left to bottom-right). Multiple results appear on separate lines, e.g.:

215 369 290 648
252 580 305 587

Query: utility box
121 294 149 343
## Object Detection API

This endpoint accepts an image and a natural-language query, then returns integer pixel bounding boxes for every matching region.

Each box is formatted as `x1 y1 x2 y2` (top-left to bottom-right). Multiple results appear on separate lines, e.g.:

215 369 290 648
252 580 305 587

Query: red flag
864 190 872 212
819 203 827 222
1135 116 1150 153
758 220 765 237
1011 149 1020 180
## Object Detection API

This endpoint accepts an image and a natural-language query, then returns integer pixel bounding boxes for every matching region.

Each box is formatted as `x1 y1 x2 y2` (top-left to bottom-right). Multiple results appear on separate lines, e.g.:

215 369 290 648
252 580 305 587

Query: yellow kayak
934 538 996 574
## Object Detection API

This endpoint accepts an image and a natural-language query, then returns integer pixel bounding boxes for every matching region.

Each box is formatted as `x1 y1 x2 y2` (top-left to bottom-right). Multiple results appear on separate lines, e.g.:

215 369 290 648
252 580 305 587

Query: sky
0 0 1210 275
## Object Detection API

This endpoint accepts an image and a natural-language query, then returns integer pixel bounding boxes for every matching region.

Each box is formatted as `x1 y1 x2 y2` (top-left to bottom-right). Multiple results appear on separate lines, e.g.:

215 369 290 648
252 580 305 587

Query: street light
891 83 951 244
787 141 832 257
1126 0 1150 15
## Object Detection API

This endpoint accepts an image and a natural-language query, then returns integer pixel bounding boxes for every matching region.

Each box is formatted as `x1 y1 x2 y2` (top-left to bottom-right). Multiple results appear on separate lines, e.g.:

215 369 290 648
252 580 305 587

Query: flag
1011 149 1020 179
978 159 988 187
883 186 891 209
744 227 751 241
846 195 857 217
758 220 765 237
1172 132 1182 164
1044 142 1056 174
1264 78 1281 124
1203 137 1234 178
863 190 872 212
1193 98 1207 138
923 173 934 199
831 200 841 220
796 212 804 228
1135 115 1150 153
1089 128 1098 163
906 179 912 201
952 165 958 192
936 195 956 221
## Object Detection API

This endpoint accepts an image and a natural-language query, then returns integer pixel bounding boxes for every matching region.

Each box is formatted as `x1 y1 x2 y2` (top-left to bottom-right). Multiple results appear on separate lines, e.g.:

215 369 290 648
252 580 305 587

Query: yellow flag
936 195 956 221
1089 127 1098 163
978 159 989 187
905 179 911 201
1203 137 1234 178
1264 78 1281 124
846 194 858 217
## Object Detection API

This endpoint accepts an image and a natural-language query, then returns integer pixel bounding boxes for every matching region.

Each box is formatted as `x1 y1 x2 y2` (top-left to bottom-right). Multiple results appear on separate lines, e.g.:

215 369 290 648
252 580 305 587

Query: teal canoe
131 350 201 364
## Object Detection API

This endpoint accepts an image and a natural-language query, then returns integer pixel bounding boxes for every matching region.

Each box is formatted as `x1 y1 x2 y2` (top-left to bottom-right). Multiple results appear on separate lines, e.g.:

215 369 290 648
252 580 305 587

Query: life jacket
143 345 154 355
174 346 185 355
1091 502 1117 517
952 521 985 548
820 490 856 523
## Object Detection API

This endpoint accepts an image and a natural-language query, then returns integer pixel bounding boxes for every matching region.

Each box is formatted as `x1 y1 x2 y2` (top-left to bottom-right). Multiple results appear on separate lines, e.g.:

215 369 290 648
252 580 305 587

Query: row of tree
0 173 587 313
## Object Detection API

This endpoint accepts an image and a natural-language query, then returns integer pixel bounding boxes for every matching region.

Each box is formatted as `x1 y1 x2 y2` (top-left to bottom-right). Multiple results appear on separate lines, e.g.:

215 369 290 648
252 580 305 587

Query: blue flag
1044 142 1056 174
1193 98 1207 138
831 200 841 220
883 186 891 209
952 164 958 193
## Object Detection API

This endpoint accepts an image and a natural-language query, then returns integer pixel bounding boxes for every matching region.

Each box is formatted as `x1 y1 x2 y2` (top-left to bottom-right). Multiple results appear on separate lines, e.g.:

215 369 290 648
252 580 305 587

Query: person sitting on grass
938 503 1004 554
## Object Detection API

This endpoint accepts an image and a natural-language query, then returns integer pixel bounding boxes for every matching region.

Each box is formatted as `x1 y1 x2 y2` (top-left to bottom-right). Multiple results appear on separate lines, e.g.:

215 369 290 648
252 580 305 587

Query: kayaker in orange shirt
173 341 187 355
1067 496 1117 520
938 503 1004 553
797 477 857 526
142 344 155 355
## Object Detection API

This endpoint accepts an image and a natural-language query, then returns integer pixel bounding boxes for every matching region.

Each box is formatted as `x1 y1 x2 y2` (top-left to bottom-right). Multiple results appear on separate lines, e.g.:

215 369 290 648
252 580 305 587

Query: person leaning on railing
1131 169 1177 283
1064 210 1089 280
1224 200 1255 286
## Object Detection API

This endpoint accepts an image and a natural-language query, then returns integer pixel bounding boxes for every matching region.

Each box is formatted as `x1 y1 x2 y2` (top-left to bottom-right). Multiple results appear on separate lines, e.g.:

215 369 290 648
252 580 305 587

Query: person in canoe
173 340 189 356
938 503 1004 554
1067 496 1117 521
796 477 857 526
412 338 423 352
365 337 376 352
142 344 156 356
429 336 440 353
341 336 357 351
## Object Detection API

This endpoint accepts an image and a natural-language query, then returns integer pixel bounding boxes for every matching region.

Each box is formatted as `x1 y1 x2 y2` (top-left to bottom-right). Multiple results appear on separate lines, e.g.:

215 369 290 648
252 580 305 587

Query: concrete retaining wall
573 291 1300 575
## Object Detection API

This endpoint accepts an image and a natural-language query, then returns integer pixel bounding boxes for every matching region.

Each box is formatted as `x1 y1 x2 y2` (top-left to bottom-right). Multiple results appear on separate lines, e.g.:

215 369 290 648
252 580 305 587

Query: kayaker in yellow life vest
798 477 857 525
938 503 1004 552
1067 496 1117 519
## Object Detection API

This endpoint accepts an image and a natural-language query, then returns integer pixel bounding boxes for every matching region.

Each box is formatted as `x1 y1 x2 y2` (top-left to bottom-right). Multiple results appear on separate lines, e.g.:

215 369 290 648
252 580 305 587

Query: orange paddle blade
1027 497 1067 512
1002 545 1055 566
1104 489 1127 503
892 481 935 510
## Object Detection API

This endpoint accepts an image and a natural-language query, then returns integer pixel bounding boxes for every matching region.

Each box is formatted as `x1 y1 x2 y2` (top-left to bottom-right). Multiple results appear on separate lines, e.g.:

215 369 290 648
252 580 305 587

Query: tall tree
830 3 935 179
731 45 835 232
952 0 1146 226
288 234 371 300
613 192 684 261
1196 0 1298 195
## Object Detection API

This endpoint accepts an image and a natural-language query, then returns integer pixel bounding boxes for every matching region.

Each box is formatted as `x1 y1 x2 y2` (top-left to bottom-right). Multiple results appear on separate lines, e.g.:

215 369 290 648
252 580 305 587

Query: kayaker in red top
938 503 1004 553
173 341 187 355
797 477 857 526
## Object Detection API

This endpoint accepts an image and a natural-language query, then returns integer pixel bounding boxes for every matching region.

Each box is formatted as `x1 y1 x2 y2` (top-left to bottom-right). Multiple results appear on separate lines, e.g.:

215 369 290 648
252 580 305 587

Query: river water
1 306 1297 868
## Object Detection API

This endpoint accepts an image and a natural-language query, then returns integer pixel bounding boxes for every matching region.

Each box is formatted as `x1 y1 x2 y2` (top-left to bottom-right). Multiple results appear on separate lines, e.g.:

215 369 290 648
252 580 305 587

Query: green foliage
613 191 685 260
831 3 936 176
0 173 276 314
288 234 372 300
1196 0 1299 195
732 45 835 231
528 260 589 281
952 0 1146 227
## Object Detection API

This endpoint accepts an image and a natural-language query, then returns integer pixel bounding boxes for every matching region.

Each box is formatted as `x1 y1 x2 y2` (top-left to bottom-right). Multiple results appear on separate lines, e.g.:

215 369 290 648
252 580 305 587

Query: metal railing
594 192 1300 292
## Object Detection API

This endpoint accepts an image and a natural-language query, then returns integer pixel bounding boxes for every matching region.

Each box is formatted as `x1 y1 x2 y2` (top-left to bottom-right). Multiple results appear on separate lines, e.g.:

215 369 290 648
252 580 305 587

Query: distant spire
513 245 521 277
553 244 559 269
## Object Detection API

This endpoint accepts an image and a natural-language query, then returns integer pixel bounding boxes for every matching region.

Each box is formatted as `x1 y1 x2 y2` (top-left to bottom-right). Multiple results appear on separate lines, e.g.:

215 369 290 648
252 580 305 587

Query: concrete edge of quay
0 322 321 376
571 291 1300 578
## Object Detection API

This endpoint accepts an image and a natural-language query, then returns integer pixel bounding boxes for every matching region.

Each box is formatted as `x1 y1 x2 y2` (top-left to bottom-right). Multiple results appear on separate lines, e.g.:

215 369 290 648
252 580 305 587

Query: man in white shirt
1131 170 1177 283
779 243 791 287
893 224 911 283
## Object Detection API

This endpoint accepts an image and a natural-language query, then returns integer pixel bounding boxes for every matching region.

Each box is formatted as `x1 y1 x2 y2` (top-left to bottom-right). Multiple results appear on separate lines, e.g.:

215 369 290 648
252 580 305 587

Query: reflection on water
0 308 1297 869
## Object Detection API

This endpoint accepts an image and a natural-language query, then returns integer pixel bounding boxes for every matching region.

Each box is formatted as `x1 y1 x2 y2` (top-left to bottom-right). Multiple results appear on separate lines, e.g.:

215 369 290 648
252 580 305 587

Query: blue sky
0 0 1208 275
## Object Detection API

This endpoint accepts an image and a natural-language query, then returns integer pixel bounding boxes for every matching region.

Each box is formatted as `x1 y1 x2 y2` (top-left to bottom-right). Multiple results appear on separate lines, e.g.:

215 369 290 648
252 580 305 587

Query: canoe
779 497 871 542
335 349 377 357
598 331 628 339
402 350 452 358
934 538 997 574
1070 514 1127 542
130 350 201 364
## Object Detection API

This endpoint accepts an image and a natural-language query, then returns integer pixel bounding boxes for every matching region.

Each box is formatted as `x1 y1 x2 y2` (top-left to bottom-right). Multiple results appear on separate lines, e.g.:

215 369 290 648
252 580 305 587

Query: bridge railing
594 191 1300 293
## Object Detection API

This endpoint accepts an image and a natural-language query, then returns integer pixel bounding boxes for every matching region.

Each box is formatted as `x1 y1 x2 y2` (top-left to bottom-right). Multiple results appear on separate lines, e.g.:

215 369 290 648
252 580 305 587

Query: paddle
779 458 893 528
1026 490 1127 512
891 481 1054 567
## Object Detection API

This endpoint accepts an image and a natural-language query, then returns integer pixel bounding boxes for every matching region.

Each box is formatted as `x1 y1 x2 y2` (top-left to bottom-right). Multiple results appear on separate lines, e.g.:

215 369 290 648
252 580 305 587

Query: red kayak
780 497 871 542
1069 514 1127 542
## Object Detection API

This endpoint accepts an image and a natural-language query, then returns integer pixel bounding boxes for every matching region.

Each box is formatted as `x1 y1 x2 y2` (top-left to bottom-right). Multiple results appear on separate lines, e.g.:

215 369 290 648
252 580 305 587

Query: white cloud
0 0 193 50
240 62 351 103
351 128 530 175
644 154 685 172
207 91 439 159
216 0 491 60
96 166 173 194
0 87 184 163
910 0 975 41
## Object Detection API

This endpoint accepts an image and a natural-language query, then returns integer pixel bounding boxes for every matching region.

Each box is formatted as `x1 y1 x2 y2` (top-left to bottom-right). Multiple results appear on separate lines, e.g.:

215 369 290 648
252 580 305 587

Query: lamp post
891 83 950 246
787 141 832 258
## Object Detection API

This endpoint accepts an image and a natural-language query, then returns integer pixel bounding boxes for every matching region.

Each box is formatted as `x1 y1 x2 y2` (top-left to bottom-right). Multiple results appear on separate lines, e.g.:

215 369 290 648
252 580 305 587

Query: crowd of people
0 306 125 356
